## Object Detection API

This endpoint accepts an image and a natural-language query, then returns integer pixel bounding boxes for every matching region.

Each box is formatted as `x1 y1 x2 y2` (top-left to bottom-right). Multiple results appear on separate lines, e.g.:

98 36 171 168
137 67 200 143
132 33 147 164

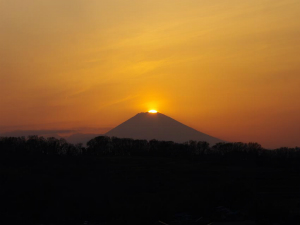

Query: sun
148 110 158 113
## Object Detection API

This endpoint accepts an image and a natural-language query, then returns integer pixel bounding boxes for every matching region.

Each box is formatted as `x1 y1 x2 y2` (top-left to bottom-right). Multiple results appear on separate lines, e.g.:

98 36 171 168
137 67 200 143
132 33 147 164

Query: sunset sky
1 0 300 148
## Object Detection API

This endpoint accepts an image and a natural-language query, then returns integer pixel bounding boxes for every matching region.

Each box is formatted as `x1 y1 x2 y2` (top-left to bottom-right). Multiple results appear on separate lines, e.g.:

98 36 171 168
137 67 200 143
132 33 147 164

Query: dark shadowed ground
1 154 300 225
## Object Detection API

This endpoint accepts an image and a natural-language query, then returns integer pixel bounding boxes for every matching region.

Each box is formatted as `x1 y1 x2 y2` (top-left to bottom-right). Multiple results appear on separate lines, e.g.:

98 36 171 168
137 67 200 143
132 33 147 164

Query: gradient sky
1 0 300 148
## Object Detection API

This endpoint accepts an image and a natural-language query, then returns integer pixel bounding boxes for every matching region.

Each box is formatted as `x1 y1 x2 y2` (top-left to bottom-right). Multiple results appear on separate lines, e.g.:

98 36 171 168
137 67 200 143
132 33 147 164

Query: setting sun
148 110 158 113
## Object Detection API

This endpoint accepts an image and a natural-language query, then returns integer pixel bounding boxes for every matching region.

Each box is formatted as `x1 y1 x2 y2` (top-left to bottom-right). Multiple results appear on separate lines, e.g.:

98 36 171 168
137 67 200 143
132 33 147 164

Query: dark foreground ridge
1 135 300 225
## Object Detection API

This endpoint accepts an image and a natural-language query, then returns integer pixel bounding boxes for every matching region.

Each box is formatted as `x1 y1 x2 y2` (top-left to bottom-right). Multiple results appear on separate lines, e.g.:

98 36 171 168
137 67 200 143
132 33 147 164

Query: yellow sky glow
1 0 300 148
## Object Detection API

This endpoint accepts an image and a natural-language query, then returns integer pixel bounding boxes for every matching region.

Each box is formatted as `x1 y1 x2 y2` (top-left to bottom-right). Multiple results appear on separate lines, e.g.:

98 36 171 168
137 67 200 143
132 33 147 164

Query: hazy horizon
0 111 298 149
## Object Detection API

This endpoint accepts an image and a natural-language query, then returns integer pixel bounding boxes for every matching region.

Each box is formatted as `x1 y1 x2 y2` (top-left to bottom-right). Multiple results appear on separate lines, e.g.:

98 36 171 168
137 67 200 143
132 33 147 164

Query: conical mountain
105 112 223 146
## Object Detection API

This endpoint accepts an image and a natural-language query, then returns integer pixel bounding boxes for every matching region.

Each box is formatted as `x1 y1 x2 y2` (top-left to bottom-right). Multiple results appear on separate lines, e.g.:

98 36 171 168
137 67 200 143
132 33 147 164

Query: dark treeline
87 136 300 167
0 135 83 156
1 135 300 225
1 135 300 167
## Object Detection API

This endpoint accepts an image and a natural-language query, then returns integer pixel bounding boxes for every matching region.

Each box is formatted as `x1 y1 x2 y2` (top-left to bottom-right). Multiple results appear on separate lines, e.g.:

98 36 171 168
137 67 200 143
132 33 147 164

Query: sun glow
148 110 158 113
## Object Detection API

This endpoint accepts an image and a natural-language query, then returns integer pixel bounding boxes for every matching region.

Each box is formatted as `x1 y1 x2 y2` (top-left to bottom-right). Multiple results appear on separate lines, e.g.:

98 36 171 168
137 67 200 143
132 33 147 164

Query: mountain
105 112 223 146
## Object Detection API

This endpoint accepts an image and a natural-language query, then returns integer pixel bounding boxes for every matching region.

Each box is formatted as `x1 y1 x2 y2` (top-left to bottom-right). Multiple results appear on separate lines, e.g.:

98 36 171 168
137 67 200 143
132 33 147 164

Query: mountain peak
105 112 223 145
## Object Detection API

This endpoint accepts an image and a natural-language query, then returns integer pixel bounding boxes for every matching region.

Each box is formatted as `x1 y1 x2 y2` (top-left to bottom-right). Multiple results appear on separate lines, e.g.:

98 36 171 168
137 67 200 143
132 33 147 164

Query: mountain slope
105 112 223 146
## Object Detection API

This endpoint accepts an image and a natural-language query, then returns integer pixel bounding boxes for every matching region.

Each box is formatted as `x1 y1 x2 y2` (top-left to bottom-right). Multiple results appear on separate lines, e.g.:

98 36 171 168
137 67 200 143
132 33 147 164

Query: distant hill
0 130 100 146
0 130 62 139
105 112 223 146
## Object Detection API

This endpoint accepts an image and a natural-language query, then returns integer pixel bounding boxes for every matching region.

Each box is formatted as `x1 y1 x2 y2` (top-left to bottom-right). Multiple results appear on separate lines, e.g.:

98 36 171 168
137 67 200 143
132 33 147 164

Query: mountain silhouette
105 112 223 145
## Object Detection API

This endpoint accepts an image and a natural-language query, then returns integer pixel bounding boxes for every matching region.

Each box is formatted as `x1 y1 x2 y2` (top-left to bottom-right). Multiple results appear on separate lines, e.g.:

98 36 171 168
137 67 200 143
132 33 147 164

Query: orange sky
1 0 300 148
